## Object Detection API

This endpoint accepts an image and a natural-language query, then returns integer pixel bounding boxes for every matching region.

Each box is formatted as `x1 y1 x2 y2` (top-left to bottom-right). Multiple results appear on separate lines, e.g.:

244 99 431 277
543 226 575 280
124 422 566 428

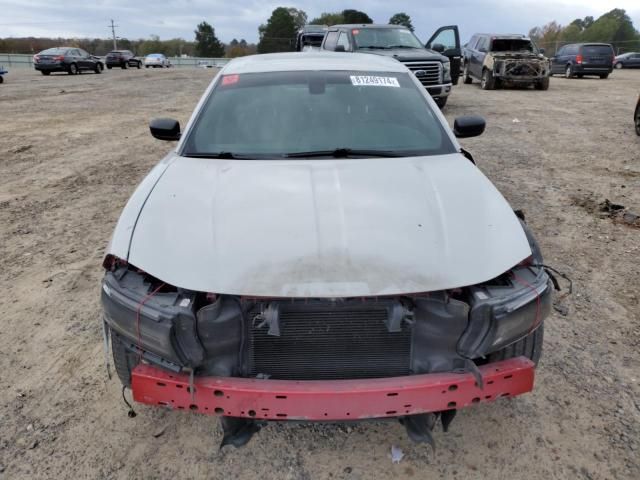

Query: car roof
223 52 409 74
475 34 527 39
330 24 409 30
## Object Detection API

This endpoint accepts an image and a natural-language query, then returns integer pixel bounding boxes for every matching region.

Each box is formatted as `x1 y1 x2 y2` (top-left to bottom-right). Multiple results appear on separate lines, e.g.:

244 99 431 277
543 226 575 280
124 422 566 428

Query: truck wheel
111 331 140 388
463 64 472 84
565 65 574 79
535 77 550 90
487 323 544 367
480 69 495 90
435 97 448 109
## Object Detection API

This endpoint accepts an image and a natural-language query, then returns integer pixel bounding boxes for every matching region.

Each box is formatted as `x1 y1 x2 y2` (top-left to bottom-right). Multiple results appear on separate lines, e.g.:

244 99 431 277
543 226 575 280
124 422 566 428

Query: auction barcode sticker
350 76 400 87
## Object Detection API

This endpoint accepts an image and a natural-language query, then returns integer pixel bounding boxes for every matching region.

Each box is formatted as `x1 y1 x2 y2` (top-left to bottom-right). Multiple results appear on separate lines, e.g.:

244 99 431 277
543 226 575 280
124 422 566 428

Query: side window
337 32 350 51
570 45 579 55
556 46 565 56
469 35 478 49
430 29 456 51
324 31 339 50
79 49 89 57
477 37 488 52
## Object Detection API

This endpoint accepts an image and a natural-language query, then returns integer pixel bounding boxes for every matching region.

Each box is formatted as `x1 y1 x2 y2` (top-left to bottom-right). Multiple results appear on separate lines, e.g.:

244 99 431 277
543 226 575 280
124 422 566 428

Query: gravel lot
1 66 639 479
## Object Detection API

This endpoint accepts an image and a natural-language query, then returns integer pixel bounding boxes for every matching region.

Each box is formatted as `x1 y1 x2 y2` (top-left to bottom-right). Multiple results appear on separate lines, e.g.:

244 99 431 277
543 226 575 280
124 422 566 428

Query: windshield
491 39 536 53
353 28 424 49
182 70 455 158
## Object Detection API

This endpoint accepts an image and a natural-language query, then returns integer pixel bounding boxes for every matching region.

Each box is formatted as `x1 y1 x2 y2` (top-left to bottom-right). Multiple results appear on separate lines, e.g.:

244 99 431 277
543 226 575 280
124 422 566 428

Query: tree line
529 8 640 54
4 7 637 59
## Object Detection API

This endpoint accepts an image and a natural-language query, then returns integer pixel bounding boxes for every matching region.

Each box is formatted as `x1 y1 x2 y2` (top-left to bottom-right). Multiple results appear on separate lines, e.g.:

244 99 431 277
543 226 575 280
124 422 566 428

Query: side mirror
453 115 485 138
431 43 445 53
334 45 346 52
150 118 181 141
539 48 546 54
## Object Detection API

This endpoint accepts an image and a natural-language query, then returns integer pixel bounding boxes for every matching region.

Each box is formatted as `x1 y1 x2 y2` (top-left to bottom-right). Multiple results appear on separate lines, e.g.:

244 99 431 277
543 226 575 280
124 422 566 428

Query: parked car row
32 47 172 75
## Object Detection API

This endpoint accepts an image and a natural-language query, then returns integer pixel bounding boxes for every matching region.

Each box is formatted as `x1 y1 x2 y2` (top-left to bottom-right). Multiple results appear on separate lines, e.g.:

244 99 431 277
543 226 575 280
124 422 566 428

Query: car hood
126 153 531 297
357 48 446 62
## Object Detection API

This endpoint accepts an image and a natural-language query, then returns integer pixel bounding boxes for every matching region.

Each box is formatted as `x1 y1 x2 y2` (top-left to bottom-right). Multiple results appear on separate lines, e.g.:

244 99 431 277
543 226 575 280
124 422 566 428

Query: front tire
137 61 141 69
94 63 103 74
615 62 623 69
635 104 640 136
121 62 128 69
481 69 495 90
535 77 550 90
600 73 609 79
41 70 50 76
435 97 448 109
487 323 544 367
463 63 472 84
68 63 78 75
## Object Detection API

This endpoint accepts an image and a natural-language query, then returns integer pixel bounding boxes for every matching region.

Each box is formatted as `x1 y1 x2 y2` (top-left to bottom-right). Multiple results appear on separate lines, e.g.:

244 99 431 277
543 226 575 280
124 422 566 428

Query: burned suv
101 52 552 448
463 34 550 90
322 24 461 108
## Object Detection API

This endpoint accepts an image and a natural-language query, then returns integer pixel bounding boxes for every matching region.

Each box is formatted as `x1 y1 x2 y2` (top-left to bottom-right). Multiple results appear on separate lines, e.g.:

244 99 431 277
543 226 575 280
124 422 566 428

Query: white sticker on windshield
350 76 400 87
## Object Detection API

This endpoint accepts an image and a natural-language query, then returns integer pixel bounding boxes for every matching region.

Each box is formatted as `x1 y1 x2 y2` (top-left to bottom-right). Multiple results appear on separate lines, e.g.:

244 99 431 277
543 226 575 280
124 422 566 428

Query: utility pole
109 19 118 50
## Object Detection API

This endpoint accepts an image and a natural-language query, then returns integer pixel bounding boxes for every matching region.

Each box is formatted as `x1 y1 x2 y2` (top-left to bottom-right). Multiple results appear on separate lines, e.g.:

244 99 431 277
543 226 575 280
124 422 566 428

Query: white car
102 52 551 448
144 53 170 68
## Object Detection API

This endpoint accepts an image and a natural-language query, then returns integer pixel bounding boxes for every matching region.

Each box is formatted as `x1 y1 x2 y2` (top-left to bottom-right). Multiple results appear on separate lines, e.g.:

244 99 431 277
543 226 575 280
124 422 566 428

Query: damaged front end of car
487 53 550 84
100 222 553 448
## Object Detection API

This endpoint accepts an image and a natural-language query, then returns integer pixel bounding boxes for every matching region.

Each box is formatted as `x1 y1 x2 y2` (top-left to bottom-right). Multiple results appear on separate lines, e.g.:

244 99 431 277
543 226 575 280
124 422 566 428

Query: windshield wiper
386 45 420 49
183 152 256 159
284 148 404 158
357 45 388 49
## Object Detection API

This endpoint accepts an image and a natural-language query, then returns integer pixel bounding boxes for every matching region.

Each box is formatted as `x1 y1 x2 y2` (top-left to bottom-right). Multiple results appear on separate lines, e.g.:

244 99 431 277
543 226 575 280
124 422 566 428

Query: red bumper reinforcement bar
131 357 535 421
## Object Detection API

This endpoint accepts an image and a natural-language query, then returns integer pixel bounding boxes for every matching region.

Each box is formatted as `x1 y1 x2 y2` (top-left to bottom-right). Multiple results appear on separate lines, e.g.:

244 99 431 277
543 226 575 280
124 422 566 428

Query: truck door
425 25 461 85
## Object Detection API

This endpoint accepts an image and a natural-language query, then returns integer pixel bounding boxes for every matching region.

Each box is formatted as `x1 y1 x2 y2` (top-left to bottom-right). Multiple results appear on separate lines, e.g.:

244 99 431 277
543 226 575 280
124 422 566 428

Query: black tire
634 104 640 136
137 61 141 69
480 69 495 90
111 331 140 388
535 76 550 90
0 75 3 83
577 74 584 79
107 65 112 69
121 62 128 69
435 96 448 109
68 63 78 75
145 65 149 68
41 71 50 76
614 62 623 69
487 323 544 367
565 64 573 79
463 63 472 84
600 73 609 79
94 63 103 74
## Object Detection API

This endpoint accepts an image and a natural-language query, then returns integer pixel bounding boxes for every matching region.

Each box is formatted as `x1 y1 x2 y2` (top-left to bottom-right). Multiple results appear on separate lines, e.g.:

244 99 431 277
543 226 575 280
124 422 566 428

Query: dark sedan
33 47 104 75
105 50 141 69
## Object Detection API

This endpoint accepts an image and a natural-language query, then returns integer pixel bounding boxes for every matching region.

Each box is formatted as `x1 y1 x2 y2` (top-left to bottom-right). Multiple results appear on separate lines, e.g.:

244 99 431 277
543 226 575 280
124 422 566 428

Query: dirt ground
1 65 639 480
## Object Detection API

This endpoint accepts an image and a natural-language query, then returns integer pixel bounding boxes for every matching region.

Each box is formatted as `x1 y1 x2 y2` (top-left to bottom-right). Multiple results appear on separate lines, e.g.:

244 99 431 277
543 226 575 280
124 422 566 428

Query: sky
2 0 639 44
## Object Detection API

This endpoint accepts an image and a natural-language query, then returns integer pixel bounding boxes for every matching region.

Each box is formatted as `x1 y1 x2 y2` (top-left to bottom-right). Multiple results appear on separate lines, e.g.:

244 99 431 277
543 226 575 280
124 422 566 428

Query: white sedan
144 53 170 68
101 52 551 448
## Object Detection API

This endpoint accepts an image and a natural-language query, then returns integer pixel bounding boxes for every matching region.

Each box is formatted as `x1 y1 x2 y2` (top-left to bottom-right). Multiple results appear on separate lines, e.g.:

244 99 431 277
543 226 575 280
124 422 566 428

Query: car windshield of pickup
491 39 537 53
182 70 456 158
353 28 424 50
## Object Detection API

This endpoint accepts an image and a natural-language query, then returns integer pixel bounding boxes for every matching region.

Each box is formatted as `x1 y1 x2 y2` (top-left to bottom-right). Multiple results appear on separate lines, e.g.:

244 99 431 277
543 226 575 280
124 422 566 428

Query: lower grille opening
248 301 411 380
